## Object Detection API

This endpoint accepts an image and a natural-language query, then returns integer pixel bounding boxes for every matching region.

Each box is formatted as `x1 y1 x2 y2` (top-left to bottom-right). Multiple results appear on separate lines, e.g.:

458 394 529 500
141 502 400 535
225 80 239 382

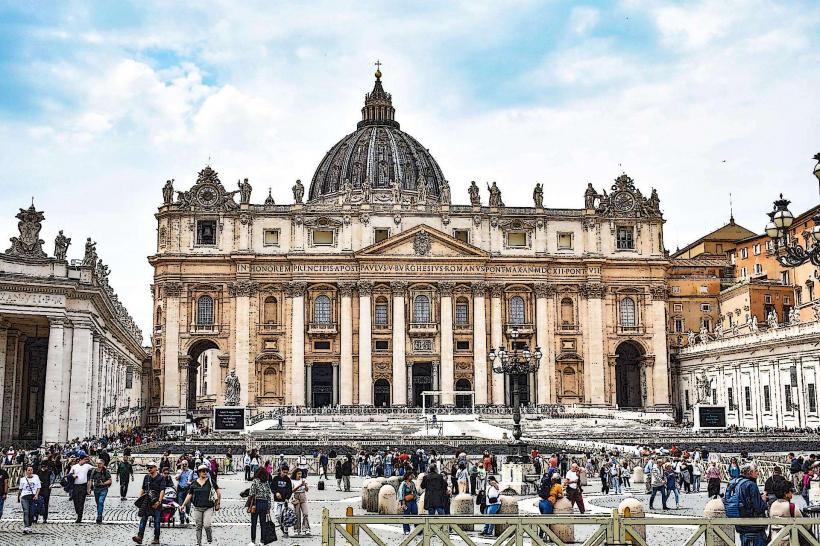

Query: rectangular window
741 247 749 259
809 383 817 413
753 243 760 255
685 390 690 409
701 318 711 330
767 240 774 251
785 385 793 412
374 228 390 243
745 386 752 411
557 232 573 250
764 294 772 304
125 366 133 389
375 302 389 326
375 340 389 351
313 229 334 246
313 341 331 351
507 232 527 248
699 285 708 294
728 387 735 411
781 271 790 285
455 302 469 326
754 263 763 275
741 267 748 277
671 286 681 294
731 253 736 264
456 340 470 351
616 227 635 250
453 229 469 243
673 303 683 312
263 229 280 246
763 385 771 412
674 318 684 333
700 303 710 312
784 296 790 305
196 220 217 245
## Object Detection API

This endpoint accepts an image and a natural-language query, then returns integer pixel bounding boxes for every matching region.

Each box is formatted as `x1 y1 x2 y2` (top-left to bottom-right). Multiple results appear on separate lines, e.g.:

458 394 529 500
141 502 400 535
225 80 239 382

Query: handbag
261 512 278 544
246 495 256 514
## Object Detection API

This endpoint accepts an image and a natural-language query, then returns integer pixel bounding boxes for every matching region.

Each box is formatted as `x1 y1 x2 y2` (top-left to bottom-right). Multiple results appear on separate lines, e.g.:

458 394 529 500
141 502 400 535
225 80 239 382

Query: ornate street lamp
488 326 542 462
765 154 820 267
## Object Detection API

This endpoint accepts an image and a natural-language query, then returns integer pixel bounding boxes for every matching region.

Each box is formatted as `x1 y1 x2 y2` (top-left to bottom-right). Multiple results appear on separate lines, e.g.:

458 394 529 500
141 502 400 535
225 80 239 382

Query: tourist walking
272 465 294 537
18 465 41 534
421 465 448 515
341 454 352 492
244 452 252 481
397 471 419 535
34 460 52 523
133 461 167 545
319 450 329 480
565 463 585 513
248 467 273 546
118 454 135 500
334 457 344 491
183 464 221 546
0 462 10 519
176 459 195 526
725 462 768 546
706 461 722 498
728 457 741 479
480 476 501 537
648 460 668 510
69 452 94 522
665 462 680 509
456 461 469 494
88 458 112 523
692 460 702 493
290 468 311 536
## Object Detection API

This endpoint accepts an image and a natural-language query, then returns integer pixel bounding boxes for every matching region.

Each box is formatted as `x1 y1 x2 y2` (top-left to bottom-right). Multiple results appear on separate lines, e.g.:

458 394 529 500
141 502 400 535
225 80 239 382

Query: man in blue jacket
728 462 768 546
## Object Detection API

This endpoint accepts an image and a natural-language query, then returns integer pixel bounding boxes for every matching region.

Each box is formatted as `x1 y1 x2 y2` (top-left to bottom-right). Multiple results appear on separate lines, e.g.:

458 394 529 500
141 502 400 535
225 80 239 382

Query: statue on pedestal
238 178 252 205
292 179 304 204
440 180 451 205
54 230 71 261
162 180 175 205
533 183 544 208
468 181 480 206
487 181 504 207
224 370 240 406
82 238 97 267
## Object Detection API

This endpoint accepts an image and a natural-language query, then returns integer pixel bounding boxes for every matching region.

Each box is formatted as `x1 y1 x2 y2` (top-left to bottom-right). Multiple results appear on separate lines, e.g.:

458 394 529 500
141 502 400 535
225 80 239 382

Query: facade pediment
357 225 488 259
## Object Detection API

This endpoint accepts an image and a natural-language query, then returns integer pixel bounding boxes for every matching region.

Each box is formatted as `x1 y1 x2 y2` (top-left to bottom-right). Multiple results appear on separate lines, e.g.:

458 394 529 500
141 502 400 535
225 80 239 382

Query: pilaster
439 281 455 405
43 317 66 444
288 281 307 406
391 281 408 405
489 282 504 405
472 281 488 405
339 281 355 406
357 281 373 406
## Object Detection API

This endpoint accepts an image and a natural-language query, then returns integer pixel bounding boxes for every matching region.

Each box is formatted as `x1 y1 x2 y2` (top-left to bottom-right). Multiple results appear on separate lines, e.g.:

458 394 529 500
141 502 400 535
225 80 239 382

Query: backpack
538 474 551 500
724 477 751 517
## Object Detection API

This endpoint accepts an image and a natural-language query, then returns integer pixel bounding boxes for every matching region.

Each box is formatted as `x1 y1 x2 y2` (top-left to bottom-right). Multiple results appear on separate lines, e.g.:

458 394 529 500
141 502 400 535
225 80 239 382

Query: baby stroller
160 486 181 527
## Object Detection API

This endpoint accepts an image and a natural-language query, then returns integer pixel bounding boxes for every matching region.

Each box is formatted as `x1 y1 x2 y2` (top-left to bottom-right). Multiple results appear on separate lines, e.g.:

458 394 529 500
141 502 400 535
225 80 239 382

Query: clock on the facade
613 191 635 212
196 184 220 208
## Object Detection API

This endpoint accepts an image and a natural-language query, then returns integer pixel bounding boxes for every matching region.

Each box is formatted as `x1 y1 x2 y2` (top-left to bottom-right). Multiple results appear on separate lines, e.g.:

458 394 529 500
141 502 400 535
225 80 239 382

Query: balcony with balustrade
409 322 438 336
308 321 338 335
505 322 534 335
257 322 284 334
190 323 220 335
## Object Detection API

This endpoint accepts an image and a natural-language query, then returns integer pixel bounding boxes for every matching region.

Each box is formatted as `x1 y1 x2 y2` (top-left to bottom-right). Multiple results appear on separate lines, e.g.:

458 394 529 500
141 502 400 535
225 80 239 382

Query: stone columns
11 335 24 440
289 282 307 406
88 333 101 437
650 285 670 406
357 282 373 406
68 323 94 439
391 282 408 405
432 361 440 401
0 322 8 432
305 362 313 407
339 282 356 406
163 282 182 408
472 282 488 405
43 317 66 444
0 328 18 442
332 361 340 406
490 283 504 405
581 282 606 405
406 361 413 406
59 320 74 441
439 282 455 405
230 280 258 407
535 283 555 405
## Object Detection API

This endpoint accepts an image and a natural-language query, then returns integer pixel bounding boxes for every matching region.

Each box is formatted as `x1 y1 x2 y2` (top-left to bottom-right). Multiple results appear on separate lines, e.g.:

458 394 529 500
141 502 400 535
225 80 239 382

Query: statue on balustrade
224 370 240 406
468 181 480 206
533 183 544 208
292 179 305 204
54 230 71 261
162 179 175 205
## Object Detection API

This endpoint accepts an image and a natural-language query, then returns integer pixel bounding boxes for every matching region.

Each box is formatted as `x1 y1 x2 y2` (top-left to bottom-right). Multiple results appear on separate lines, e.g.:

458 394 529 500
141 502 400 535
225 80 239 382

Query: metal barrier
1 464 23 491
321 509 820 546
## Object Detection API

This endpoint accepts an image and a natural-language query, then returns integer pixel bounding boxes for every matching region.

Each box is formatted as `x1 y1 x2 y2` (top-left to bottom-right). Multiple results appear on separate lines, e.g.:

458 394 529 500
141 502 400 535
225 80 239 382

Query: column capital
438 282 455 297
286 281 307 298
218 354 230 368
338 281 356 297
331 361 340 368
489 283 504 298
229 280 259 297
357 281 374 297
533 283 556 299
163 282 183 298
178 355 192 370
48 316 67 328
471 281 488 297
649 284 669 301
391 281 408 296
580 282 605 299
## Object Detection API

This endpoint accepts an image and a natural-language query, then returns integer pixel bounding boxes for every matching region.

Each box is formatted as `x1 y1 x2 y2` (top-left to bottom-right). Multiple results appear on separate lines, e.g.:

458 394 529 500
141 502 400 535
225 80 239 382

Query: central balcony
617 325 646 335
409 322 438 336
190 323 220 335
257 322 283 334
308 321 338 335
505 322 534 335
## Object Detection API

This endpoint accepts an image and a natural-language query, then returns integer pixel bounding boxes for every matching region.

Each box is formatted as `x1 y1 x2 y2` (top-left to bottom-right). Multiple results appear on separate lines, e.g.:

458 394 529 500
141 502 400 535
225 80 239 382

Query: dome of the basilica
308 70 447 203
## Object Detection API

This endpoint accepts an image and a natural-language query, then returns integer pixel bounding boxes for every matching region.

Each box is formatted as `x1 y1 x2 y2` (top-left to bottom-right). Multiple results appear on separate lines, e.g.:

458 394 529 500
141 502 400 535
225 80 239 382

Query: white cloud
570 6 600 35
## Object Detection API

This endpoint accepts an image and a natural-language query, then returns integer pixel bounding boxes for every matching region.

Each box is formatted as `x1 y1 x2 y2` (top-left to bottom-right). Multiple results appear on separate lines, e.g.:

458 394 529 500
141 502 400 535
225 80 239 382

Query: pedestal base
499 462 535 495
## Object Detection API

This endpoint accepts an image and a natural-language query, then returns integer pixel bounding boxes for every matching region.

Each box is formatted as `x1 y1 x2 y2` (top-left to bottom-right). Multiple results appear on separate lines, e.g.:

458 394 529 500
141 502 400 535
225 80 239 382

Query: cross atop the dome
374 59 382 79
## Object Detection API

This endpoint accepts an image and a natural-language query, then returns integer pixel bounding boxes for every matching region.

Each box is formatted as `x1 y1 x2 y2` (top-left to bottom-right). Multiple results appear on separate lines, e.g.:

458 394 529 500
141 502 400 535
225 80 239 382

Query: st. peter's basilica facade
149 70 671 424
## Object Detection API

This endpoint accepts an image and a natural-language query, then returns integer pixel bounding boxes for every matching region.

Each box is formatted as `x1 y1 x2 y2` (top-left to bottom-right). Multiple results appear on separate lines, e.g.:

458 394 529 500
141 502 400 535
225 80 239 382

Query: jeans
251 499 269 542
192 506 213 544
72 484 88 519
177 488 189 523
21 496 33 527
611 477 621 494
740 531 768 546
427 507 445 515
343 475 351 492
0 495 5 519
649 485 668 509
120 478 130 499
137 508 161 539
402 500 418 533
94 488 108 520
693 475 701 492
668 486 680 507
538 499 554 514
384 463 392 477
483 503 500 535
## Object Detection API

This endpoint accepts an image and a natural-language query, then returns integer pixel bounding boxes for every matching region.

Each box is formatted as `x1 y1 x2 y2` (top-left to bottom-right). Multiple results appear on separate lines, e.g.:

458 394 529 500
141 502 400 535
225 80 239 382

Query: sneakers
151 539 160 545
132 537 143 545
22 527 32 534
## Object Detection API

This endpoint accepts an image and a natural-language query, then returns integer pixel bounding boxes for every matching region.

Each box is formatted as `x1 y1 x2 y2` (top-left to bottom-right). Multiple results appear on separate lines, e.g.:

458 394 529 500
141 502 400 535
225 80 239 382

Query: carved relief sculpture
413 231 432 256
229 280 260 297
5 204 47 259
54 230 71 261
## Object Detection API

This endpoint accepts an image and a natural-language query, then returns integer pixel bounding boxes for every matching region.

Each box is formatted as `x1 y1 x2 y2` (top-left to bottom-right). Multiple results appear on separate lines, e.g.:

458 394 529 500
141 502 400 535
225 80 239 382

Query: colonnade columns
42 316 66 444
332 362 340 406
10 333 23 440
88 333 102 437
357 282 373 406
391 282 408 405
288 282 307 406
0 328 19 442
489 283 504 405
405 362 413 407
339 282 356 406
534 283 555 405
230 280 257 407
59 319 74 441
68 321 94 439
0 322 8 433
305 363 313 407
650 285 670 406
163 282 182 408
439 282 455 405
582 282 606 405
472 282 488 405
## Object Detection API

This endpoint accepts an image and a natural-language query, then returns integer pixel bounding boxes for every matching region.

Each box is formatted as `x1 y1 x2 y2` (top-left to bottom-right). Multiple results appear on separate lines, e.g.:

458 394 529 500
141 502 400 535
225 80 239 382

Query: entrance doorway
374 379 391 407
311 364 334 407
187 339 219 412
411 362 433 408
506 374 530 407
20 338 48 441
615 341 644 408
455 378 472 408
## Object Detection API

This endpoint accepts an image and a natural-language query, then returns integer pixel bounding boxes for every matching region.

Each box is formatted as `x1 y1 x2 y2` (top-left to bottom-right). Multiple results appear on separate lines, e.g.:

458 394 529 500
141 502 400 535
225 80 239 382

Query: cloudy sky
1 0 818 341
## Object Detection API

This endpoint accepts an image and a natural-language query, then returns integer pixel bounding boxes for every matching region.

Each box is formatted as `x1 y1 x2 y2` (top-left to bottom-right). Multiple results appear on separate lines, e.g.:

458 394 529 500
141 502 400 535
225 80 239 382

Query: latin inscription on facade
238 263 600 277
0 292 66 308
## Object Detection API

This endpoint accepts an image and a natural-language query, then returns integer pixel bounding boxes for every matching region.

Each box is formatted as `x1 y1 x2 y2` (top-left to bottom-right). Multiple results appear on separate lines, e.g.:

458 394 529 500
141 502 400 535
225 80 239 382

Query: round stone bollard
387 476 402 494
632 466 645 484
414 473 426 491
365 478 386 513
378 484 399 515
451 493 475 531
579 468 588 486
361 479 372 510
494 496 519 537
704 497 734 545
550 497 575 543
618 498 646 543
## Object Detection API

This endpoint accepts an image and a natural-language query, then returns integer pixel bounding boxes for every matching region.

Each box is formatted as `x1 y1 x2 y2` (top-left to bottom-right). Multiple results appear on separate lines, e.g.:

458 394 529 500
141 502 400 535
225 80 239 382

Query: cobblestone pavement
0 473 781 546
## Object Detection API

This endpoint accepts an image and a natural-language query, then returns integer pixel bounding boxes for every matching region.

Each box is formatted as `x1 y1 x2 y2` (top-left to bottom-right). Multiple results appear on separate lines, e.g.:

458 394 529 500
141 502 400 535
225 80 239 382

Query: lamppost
488 326 542 463
764 154 820 267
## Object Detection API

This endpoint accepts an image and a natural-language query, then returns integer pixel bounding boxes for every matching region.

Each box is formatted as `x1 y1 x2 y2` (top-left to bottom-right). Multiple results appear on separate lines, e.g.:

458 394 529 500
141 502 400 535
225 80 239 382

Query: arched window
197 295 214 325
560 298 574 326
509 296 525 325
620 297 636 327
562 367 578 395
263 296 278 324
455 297 470 326
263 367 277 395
314 295 332 324
413 295 431 323
374 297 389 326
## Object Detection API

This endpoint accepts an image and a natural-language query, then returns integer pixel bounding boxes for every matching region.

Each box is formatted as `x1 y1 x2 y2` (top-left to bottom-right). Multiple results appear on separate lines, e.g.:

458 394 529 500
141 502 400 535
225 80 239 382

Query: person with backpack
133 461 168 545
420 465 448 515
182 464 222 546
648 459 668 510
17 465 41 535
271 465 294 538
725 462 768 546
176 459 194 526
34 460 52 523
479 476 501 537
537 472 555 514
